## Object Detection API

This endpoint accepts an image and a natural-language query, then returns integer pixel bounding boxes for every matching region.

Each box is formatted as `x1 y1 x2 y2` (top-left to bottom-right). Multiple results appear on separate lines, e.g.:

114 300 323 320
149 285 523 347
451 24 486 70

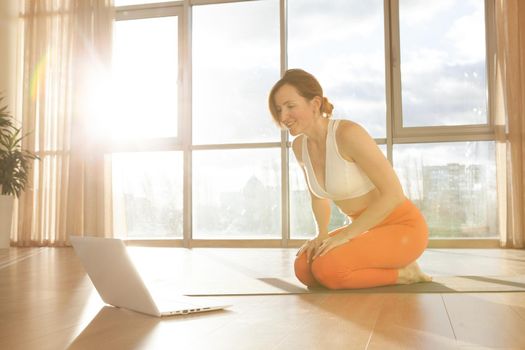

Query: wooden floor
1 247 525 350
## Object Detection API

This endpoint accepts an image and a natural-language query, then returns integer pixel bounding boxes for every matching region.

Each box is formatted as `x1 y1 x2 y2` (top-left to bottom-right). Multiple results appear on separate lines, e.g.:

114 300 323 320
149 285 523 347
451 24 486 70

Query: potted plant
0 95 38 249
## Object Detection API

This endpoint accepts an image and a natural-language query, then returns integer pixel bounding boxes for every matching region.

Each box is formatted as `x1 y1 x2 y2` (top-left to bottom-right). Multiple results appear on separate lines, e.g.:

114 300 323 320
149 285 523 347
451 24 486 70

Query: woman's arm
313 121 406 258
310 192 331 239
291 136 331 239
337 121 406 237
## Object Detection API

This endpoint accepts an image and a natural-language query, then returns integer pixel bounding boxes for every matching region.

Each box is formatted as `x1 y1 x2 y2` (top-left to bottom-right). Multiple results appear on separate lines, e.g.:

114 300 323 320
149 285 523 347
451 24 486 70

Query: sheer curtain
14 0 114 246
494 0 525 248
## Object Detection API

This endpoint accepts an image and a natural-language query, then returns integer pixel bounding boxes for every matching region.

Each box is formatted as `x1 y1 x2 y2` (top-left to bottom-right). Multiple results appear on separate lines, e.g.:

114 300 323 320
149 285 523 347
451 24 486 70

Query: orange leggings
295 199 428 289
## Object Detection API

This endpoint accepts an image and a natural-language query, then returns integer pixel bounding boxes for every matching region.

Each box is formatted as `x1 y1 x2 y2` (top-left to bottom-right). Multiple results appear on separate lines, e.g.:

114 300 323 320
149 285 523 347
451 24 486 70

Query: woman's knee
401 229 428 262
294 253 308 273
294 253 320 287
310 256 343 289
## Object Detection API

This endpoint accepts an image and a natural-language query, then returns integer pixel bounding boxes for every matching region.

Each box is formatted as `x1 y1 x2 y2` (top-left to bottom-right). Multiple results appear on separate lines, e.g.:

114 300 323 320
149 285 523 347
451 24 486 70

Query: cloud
192 0 488 137
289 0 382 20
288 0 383 48
394 141 495 167
402 61 487 126
445 4 486 63
193 0 279 49
399 0 456 25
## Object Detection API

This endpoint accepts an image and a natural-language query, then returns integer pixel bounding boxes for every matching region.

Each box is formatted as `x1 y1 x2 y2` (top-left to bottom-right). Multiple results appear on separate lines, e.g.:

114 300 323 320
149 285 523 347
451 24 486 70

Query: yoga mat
183 275 525 296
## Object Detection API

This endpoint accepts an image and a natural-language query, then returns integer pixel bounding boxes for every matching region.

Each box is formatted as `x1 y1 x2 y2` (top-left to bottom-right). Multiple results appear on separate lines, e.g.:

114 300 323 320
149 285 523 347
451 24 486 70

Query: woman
269 69 432 289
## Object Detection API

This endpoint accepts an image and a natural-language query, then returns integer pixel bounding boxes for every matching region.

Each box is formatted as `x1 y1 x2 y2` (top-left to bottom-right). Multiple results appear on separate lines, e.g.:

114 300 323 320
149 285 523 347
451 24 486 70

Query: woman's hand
311 234 351 260
296 237 323 263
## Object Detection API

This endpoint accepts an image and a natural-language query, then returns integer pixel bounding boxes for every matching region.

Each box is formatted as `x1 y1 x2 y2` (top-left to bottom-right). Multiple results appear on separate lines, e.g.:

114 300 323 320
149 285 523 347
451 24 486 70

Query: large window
192 0 280 144
111 7 182 239
394 142 497 238
288 0 386 138
193 149 281 239
111 0 497 244
399 0 487 127
191 0 281 239
112 16 179 140
113 152 183 238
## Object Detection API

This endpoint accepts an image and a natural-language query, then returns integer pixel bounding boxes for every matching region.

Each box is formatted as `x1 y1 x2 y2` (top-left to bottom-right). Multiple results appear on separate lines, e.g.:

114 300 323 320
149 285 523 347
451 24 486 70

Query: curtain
495 0 525 248
14 0 114 246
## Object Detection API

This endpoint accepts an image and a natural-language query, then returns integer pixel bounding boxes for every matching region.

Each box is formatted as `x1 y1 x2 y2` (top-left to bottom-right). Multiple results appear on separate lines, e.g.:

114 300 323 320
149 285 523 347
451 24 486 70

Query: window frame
113 4 184 152
111 0 500 248
386 0 497 145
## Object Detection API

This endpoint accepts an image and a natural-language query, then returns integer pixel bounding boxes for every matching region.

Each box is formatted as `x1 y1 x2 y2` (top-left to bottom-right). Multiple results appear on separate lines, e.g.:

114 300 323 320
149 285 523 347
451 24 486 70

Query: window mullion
384 0 394 163
280 0 289 246
182 0 193 247
388 0 403 145
485 0 497 128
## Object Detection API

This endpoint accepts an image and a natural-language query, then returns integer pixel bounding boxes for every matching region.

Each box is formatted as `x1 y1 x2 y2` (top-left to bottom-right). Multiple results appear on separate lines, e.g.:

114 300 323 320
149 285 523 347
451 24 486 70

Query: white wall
0 1 19 111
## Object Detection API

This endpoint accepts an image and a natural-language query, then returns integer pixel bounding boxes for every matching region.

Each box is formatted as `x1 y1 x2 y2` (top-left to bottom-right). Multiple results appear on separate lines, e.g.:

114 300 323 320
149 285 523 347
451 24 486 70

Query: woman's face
274 84 318 136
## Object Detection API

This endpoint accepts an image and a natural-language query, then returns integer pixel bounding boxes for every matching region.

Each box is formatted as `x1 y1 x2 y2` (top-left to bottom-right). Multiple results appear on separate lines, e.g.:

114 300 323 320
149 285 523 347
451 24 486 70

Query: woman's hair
268 68 334 127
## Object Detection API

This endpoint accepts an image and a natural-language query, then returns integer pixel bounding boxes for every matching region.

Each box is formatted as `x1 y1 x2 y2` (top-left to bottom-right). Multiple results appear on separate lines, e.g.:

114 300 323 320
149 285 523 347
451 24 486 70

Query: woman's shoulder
334 119 375 157
335 119 368 139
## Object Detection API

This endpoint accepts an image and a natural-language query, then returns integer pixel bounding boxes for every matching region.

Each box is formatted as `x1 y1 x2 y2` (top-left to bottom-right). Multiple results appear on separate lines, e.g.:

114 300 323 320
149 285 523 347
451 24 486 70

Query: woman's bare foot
397 261 433 284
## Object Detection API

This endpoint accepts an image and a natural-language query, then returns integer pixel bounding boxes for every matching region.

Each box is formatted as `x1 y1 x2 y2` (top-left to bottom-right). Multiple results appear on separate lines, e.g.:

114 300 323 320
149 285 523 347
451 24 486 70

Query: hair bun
321 97 334 117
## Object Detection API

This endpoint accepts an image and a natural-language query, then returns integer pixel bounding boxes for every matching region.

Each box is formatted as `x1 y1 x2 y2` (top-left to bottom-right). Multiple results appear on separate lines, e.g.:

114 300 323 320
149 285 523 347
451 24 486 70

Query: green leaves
0 96 38 198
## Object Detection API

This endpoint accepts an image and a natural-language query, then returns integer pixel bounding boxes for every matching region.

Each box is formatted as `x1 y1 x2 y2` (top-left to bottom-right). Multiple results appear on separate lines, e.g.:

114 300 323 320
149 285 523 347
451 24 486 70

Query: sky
110 0 491 181
189 0 487 143
111 0 487 142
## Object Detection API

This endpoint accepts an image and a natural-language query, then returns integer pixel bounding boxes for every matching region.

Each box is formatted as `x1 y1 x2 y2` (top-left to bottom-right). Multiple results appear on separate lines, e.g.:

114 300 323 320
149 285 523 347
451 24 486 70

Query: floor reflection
67 306 161 349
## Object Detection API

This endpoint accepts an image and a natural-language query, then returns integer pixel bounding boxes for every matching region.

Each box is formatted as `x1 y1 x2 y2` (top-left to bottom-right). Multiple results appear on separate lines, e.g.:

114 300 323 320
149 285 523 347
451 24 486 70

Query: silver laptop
70 236 230 317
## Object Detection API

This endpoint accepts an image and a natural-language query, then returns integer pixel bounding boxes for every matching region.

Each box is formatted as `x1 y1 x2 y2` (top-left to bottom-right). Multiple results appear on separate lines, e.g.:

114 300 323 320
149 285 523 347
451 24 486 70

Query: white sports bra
301 119 376 200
